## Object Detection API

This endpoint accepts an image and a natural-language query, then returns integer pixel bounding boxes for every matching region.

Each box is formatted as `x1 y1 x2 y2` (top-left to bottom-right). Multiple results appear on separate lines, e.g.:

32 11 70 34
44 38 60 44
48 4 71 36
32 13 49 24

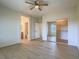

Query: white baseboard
0 40 20 48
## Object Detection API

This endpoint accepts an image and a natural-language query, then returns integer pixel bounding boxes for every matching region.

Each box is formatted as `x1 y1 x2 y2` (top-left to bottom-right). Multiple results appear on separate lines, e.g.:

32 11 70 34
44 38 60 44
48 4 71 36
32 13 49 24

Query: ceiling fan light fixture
25 0 48 11
35 5 39 8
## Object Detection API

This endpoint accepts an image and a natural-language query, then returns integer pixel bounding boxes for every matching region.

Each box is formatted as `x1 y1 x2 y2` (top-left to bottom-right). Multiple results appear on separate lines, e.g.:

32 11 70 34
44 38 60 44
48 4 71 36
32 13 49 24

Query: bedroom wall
0 5 22 47
0 4 42 47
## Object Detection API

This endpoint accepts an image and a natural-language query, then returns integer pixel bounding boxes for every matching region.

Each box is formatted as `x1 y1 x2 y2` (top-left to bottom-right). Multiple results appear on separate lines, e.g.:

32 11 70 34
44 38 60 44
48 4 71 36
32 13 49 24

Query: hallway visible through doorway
21 16 29 43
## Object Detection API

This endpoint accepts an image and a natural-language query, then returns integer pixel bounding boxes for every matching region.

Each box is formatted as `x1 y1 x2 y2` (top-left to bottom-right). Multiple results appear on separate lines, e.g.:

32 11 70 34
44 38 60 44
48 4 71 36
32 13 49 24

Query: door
48 22 56 42
35 23 40 39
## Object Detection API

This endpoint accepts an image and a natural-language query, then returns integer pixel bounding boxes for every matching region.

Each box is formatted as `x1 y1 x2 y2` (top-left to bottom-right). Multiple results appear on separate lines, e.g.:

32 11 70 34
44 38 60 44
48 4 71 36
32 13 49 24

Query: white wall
77 1 79 49
68 14 79 46
42 9 79 47
0 5 22 47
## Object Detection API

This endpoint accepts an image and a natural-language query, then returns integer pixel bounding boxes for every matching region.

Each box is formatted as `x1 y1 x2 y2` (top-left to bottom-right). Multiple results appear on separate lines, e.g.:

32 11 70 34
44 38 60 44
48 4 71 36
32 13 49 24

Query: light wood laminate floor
0 40 79 59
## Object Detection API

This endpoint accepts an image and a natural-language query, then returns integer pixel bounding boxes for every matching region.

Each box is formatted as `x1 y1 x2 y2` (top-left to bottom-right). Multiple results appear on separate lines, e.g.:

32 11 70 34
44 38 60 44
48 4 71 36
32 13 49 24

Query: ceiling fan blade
40 4 48 6
25 1 34 5
30 6 35 10
39 6 42 11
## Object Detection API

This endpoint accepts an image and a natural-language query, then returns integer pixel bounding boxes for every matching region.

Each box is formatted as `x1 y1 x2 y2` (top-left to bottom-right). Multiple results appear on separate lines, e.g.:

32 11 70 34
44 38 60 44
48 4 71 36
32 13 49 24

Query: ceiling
0 0 78 16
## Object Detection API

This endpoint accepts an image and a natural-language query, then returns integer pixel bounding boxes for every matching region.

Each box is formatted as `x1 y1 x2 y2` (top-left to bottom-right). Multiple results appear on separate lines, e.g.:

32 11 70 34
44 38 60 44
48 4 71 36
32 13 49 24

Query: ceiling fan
25 0 48 11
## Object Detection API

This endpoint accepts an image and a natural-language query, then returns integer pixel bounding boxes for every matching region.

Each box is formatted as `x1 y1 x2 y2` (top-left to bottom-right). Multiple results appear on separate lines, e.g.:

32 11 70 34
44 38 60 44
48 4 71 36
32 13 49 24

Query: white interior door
35 23 40 39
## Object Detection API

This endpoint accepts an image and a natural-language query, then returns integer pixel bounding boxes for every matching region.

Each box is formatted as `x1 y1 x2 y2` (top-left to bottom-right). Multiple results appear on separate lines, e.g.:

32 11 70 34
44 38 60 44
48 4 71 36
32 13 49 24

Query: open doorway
47 18 68 44
21 16 29 43
47 22 56 42
56 19 68 44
